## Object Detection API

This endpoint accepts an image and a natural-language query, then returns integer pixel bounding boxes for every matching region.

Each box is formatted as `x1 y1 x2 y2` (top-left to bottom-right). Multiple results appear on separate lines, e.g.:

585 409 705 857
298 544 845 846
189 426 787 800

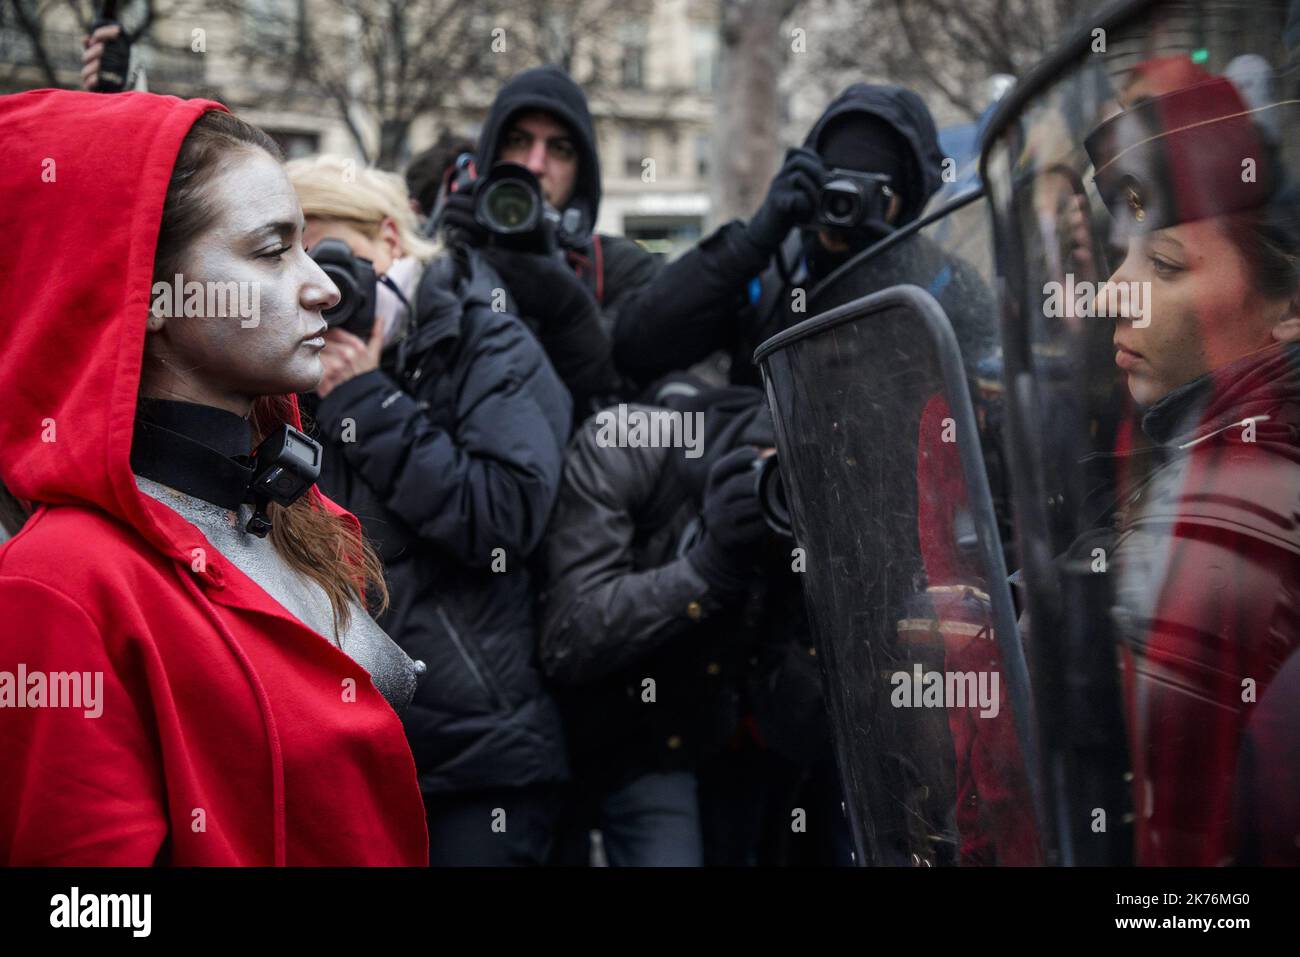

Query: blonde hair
286 154 439 263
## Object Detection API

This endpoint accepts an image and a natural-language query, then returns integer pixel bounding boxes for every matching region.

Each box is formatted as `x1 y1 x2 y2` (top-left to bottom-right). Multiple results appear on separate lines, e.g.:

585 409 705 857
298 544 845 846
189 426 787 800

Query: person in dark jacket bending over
539 385 792 865
288 156 573 866
438 65 660 420
613 84 945 388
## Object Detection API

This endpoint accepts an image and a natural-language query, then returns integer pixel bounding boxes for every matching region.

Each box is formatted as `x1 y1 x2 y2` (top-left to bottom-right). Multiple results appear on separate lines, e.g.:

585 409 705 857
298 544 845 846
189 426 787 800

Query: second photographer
612 83 945 387
288 156 574 866
432 65 660 419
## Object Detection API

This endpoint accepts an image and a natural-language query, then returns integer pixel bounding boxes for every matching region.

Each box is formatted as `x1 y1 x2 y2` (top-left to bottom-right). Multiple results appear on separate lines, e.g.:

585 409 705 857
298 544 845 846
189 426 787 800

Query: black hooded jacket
301 252 573 796
476 66 661 362
612 84 944 387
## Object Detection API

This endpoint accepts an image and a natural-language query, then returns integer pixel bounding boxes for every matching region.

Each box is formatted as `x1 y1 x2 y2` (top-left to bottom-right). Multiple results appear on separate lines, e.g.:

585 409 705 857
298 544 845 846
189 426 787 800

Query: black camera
752 454 793 539
90 2 131 93
308 239 377 339
815 169 894 230
444 154 578 254
244 425 322 537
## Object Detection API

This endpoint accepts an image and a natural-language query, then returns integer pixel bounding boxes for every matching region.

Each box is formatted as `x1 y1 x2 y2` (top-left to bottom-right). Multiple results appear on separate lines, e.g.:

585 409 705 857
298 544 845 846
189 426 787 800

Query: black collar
130 399 256 511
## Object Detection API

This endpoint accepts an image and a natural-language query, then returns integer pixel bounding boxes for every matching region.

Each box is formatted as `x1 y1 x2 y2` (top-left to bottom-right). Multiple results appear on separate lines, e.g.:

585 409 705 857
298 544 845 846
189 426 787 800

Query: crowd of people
0 1 1297 867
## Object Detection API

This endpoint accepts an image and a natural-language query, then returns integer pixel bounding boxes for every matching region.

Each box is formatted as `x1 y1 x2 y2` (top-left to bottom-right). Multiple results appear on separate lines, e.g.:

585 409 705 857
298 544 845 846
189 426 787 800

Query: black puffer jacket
613 83 945 386
303 252 572 795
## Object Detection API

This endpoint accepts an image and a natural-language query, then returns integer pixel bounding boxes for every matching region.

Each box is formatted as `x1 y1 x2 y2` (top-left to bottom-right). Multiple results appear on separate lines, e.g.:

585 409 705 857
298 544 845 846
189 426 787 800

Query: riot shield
809 191 1016 567
981 0 1300 864
755 285 1043 866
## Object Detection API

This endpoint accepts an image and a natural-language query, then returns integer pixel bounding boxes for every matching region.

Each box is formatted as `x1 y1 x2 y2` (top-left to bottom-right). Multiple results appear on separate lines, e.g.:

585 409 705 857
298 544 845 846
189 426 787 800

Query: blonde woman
286 156 574 866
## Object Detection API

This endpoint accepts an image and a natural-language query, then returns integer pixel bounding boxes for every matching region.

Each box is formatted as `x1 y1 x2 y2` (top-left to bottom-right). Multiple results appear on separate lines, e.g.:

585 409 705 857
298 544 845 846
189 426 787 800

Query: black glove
745 147 826 253
476 246 624 414
688 446 766 592
438 190 489 248
478 246 597 326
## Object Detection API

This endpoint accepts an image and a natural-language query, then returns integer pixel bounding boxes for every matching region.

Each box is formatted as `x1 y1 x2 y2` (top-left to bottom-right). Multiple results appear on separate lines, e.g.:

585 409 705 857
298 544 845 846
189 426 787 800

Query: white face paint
142 149 340 416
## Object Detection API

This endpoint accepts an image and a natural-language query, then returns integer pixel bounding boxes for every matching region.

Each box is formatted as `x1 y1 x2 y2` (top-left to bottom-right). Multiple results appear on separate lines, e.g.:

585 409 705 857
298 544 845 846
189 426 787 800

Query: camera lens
819 180 863 228
827 194 854 219
317 264 362 327
481 179 539 233
755 455 793 539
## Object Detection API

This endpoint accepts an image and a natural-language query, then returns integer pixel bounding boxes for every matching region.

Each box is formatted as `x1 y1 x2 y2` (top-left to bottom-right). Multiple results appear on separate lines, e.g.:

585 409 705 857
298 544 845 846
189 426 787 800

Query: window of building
692 24 719 93
620 22 647 89
695 133 712 179
623 128 647 178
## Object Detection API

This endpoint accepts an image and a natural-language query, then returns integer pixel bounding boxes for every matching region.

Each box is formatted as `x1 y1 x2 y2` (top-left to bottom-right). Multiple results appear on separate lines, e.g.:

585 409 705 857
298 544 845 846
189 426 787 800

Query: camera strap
564 233 605 304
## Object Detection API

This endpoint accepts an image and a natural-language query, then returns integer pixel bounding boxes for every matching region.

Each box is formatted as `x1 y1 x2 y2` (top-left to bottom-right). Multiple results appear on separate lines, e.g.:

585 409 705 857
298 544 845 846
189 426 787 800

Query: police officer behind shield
1074 59 1300 865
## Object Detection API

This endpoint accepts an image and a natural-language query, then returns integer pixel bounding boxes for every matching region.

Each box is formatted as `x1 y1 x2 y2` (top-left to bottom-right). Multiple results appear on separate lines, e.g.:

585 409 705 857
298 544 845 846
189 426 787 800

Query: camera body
308 239 377 340
243 424 323 538
814 168 894 230
249 425 322 506
90 2 131 93
456 157 545 236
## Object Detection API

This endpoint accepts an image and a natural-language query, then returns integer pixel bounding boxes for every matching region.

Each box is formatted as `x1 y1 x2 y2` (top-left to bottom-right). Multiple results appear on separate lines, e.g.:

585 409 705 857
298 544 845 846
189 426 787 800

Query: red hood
0 89 325 566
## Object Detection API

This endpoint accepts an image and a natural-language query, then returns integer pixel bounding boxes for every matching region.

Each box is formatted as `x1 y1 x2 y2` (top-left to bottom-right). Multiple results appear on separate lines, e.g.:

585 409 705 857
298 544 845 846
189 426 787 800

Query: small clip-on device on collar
132 415 323 539
238 425 323 537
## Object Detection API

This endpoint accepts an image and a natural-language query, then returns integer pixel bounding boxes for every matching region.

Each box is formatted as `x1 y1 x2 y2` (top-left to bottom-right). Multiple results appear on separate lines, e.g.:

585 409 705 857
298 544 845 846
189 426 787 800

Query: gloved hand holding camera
438 189 490 248
478 245 595 328
436 154 569 256
747 144 899 257
746 147 827 254
688 446 768 593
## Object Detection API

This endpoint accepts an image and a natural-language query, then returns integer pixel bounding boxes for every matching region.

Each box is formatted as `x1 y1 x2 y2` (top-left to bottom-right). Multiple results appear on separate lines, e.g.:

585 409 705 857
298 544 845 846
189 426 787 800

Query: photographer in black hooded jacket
612 84 945 387
289 158 573 866
436 65 660 422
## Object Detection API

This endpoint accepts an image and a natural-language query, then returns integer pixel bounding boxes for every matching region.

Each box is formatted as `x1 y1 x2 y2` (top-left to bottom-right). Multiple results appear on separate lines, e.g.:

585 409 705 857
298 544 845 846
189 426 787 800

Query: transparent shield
809 195 1014 567
982 0 1300 864
756 286 1042 866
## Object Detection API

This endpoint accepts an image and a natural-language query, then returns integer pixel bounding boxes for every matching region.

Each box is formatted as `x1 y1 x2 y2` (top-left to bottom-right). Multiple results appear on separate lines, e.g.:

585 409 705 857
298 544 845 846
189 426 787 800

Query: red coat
0 90 428 865
914 394 1040 865
1112 345 1300 865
